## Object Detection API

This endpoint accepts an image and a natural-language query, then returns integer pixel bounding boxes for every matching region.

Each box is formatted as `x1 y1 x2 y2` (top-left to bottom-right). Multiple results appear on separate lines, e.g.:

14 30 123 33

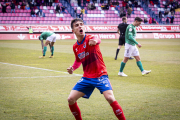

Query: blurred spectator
152 18 156 24
25 4 30 10
170 6 175 14
170 13 175 24
109 2 115 7
134 1 138 7
27 0 31 6
91 3 96 10
31 9 36 17
81 7 85 15
29 2 34 9
74 8 77 18
55 4 61 14
166 17 169 24
144 17 148 24
126 3 129 9
78 0 81 6
87 3 91 10
159 11 162 19
10 1 15 13
120 8 126 18
138 0 141 7
44 0 50 6
1 3 9 13
163 2 168 9
115 3 120 11
50 0 53 6
128 1 132 8
167 10 171 18
164 10 169 18
127 7 132 18
37 9 45 17
101 3 109 10
149 17 152 24
36 0 41 9
61 6 67 14
122 0 127 9
21 1 26 10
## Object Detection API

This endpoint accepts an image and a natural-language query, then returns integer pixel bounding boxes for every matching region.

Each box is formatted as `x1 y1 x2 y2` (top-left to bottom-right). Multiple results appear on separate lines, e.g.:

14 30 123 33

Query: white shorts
124 43 139 57
46 34 56 42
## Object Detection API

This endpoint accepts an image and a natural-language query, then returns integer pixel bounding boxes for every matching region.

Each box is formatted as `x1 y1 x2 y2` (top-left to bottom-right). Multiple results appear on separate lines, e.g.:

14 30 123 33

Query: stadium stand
0 0 179 25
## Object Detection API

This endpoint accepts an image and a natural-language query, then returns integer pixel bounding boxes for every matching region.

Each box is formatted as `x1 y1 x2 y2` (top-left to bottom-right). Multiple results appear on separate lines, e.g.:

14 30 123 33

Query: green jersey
125 24 138 46
39 31 54 40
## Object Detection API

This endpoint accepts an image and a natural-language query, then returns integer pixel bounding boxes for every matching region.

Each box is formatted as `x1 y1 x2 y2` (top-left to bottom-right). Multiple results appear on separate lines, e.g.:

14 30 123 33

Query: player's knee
67 96 76 104
105 95 115 104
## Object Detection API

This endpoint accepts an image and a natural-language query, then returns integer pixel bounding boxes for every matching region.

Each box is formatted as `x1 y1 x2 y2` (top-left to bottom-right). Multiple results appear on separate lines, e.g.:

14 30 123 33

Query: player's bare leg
68 90 85 120
103 90 126 120
134 56 151 75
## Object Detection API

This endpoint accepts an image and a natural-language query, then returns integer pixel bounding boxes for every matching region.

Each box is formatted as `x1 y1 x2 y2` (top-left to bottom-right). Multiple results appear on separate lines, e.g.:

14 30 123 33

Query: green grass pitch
0 39 180 120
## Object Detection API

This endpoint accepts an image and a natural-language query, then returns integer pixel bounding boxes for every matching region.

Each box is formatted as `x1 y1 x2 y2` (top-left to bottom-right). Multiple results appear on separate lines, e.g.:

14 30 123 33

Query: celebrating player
115 16 133 60
38 31 56 58
67 18 126 120
118 17 151 77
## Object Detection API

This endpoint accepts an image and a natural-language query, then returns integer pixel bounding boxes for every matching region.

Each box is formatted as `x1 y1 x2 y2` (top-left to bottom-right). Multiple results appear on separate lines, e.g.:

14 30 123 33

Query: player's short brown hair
134 17 143 22
122 17 127 21
71 18 84 29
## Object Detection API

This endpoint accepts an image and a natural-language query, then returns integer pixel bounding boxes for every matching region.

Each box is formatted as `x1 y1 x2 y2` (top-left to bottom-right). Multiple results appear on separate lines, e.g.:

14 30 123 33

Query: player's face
135 21 142 27
72 21 85 36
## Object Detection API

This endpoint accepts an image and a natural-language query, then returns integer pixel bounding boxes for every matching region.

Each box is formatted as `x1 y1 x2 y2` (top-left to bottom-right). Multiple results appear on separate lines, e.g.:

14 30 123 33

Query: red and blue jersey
73 34 107 78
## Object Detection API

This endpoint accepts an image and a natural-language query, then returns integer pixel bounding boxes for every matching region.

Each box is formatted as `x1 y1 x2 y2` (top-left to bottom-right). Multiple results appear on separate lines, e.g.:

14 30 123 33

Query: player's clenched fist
67 66 74 74
89 39 97 46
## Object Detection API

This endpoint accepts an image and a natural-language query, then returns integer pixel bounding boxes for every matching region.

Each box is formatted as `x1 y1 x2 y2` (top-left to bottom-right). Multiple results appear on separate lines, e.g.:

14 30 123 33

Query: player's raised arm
89 37 101 46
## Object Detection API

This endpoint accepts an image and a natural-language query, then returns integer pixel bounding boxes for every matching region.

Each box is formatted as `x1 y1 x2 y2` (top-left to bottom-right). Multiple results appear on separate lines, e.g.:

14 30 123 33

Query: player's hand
67 66 73 74
89 39 97 46
137 44 142 48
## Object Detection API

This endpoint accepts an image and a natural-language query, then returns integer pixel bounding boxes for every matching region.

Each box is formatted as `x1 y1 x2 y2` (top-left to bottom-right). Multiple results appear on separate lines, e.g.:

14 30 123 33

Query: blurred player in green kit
118 17 151 76
38 31 57 58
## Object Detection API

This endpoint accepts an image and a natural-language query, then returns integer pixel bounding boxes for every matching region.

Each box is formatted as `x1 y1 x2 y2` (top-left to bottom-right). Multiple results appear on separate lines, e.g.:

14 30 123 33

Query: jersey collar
77 34 86 45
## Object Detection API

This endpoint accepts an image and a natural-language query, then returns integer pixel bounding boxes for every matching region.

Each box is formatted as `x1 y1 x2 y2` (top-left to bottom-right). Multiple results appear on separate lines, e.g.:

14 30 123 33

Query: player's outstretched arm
67 59 81 74
89 37 101 46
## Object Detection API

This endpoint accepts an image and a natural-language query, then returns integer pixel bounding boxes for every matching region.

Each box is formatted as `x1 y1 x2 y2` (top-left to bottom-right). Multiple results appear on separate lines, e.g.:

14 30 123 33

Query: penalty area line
0 62 82 77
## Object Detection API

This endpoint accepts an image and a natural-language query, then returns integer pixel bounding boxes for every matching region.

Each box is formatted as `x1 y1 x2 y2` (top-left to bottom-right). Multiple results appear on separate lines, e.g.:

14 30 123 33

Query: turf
0 39 180 120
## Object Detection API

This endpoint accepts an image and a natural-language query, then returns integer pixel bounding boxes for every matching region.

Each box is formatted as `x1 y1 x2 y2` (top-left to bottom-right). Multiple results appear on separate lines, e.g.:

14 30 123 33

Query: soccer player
115 16 134 60
118 17 151 77
67 18 126 120
38 31 56 58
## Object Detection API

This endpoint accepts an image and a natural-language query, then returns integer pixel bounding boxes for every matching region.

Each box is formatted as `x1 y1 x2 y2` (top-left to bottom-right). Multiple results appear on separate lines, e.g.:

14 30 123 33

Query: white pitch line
0 62 82 76
0 75 73 79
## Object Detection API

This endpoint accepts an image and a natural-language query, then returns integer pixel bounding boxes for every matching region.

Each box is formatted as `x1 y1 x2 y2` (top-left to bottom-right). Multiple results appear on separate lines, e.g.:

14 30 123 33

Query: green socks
120 62 126 72
51 46 54 56
43 46 47 56
136 61 144 72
